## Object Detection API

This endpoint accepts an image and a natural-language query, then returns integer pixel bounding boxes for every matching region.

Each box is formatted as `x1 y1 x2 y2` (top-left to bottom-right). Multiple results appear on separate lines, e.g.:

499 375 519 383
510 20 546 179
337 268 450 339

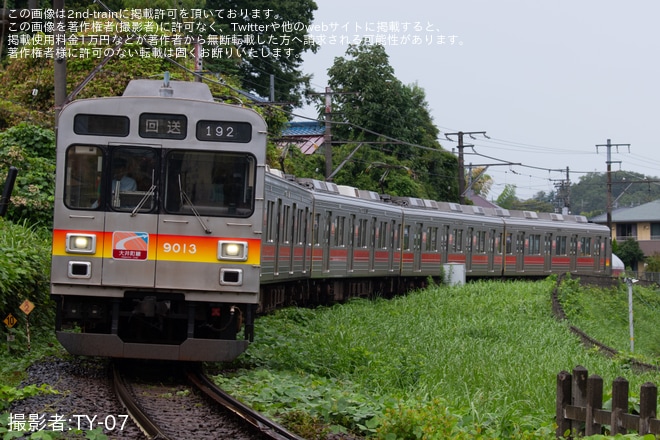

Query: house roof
282 121 325 136
590 198 660 224
465 190 501 209
279 121 325 155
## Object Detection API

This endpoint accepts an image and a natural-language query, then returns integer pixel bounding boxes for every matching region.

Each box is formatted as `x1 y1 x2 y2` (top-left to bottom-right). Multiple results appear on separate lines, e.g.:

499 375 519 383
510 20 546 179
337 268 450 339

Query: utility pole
596 139 630 233
552 167 571 214
53 0 66 123
324 87 332 179
308 88 358 180
445 131 488 204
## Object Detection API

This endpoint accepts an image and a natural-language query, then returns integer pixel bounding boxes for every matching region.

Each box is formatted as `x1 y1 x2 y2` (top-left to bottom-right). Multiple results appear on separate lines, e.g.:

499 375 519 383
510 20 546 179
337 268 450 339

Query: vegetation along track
112 361 305 440
552 273 660 373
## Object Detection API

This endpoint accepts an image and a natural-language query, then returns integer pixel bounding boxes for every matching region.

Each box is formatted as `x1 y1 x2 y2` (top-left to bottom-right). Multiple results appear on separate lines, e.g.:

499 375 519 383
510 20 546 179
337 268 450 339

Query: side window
64 145 103 210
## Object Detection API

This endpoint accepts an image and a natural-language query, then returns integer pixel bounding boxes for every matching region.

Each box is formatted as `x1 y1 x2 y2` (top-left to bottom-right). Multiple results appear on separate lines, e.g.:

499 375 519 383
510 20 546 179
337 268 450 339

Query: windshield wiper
178 175 212 234
130 184 156 217
130 170 157 217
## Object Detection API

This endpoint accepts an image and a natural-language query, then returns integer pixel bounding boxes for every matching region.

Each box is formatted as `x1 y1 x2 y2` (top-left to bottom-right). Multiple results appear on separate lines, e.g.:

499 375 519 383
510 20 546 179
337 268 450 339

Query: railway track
111 361 306 440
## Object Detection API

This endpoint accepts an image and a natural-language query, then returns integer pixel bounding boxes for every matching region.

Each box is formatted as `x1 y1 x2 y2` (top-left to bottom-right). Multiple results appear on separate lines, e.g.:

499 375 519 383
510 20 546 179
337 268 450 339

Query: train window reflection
64 145 103 210
165 151 256 217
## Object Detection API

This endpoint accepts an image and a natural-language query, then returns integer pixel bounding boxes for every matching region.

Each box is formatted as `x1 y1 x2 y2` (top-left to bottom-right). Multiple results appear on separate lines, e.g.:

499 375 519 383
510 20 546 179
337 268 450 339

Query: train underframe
258 275 434 313
54 292 252 362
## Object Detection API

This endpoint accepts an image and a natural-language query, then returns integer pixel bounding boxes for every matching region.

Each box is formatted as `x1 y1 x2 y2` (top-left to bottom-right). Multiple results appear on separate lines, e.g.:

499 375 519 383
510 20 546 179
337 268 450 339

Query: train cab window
164 151 256 217
109 147 158 212
64 145 103 210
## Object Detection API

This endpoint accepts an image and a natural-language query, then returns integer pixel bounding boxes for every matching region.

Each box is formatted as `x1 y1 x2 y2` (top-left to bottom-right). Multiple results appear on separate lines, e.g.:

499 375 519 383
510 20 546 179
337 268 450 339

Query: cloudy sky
295 0 660 201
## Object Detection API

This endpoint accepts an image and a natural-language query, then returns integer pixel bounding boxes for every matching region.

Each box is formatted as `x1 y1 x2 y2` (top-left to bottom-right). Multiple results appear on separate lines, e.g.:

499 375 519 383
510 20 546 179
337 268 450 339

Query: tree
323 41 457 201
571 171 660 216
202 0 319 108
468 166 493 197
496 184 517 209
616 238 645 272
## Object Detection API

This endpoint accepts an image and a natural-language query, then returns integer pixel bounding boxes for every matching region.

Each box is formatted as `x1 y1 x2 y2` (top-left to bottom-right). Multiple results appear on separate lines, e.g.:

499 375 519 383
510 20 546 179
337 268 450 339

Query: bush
0 123 56 228
0 217 54 346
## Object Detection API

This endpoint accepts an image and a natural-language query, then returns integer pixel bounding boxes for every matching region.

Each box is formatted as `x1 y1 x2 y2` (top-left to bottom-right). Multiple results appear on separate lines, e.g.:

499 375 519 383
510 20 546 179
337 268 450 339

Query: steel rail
186 367 307 440
111 363 173 440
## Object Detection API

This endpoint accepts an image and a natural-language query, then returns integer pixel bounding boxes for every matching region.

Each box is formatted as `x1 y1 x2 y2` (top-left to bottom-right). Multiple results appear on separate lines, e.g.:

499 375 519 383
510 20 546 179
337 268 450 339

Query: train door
286 203 295 274
273 199 282 275
440 225 450 264
101 147 160 288
348 214 355 273
370 217 377 272
465 227 474 272
413 222 423 272
302 207 311 274
322 210 332 273
389 219 399 272
544 233 553 272
570 234 578 272
488 229 496 272
516 231 525 272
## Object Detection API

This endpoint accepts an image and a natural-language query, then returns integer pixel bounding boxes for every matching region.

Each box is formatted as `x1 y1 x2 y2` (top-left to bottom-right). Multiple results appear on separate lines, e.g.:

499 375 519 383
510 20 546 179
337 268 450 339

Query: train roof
123 79 214 101
264 168 607 229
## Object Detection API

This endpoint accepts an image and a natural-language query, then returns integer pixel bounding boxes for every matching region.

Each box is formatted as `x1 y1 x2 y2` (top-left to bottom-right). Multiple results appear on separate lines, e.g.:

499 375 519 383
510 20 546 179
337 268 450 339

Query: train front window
64 145 103 210
164 151 256 217
109 147 159 212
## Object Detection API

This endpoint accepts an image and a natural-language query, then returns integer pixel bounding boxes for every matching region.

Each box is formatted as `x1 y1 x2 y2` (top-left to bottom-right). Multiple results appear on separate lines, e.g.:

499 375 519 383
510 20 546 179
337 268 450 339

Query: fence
556 366 660 438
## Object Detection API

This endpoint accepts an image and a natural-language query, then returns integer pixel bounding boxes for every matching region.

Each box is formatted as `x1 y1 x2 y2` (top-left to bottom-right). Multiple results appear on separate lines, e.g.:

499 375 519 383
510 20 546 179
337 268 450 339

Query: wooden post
556 370 572 439
585 375 603 436
611 377 629 435
639 382 657 434
571 366 588 436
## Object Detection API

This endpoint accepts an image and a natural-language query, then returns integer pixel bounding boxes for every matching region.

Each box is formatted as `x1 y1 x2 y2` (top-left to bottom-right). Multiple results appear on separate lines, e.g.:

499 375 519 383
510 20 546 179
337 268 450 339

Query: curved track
185 365 307 440
111 362 306 440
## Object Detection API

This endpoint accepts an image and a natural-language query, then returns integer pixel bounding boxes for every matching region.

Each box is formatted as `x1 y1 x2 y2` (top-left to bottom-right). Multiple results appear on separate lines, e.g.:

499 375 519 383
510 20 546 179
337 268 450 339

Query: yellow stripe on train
52 229 261 265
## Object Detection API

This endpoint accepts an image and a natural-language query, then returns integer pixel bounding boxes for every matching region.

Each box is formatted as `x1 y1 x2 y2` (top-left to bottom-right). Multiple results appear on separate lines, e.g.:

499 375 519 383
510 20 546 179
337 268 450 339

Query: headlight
218 241 248 261
65 233 97 254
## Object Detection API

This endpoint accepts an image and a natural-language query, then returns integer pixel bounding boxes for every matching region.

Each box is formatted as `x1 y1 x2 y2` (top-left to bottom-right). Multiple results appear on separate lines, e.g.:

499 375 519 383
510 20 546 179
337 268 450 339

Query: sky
294 0 660 202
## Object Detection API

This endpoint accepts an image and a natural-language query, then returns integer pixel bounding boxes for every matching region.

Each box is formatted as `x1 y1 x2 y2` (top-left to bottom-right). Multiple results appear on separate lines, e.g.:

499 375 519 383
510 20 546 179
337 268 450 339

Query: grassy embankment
215 277 660 439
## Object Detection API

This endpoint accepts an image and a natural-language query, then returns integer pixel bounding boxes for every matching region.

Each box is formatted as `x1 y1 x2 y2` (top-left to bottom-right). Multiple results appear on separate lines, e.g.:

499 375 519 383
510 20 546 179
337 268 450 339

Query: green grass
215 278 660 439
558 276 660 361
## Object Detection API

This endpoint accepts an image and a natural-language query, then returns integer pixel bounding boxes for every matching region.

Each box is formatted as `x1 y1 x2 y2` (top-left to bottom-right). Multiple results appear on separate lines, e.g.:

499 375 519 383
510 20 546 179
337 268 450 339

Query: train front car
51 79 267 361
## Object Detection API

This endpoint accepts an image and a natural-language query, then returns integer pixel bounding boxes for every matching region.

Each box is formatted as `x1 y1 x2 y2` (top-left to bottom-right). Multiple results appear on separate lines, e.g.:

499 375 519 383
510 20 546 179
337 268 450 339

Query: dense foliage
0 123 55 227
0 217 54 349
571 171 660 217
315 42 458 202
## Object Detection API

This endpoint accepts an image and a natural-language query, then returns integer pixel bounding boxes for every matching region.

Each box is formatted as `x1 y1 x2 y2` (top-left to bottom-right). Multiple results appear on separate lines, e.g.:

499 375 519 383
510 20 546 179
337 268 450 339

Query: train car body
51 79 613 362
52 79 267 361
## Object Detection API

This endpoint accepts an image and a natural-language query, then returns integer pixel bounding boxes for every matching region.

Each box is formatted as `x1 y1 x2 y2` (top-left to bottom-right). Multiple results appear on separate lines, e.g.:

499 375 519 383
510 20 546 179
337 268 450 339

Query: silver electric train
51 79 612 362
